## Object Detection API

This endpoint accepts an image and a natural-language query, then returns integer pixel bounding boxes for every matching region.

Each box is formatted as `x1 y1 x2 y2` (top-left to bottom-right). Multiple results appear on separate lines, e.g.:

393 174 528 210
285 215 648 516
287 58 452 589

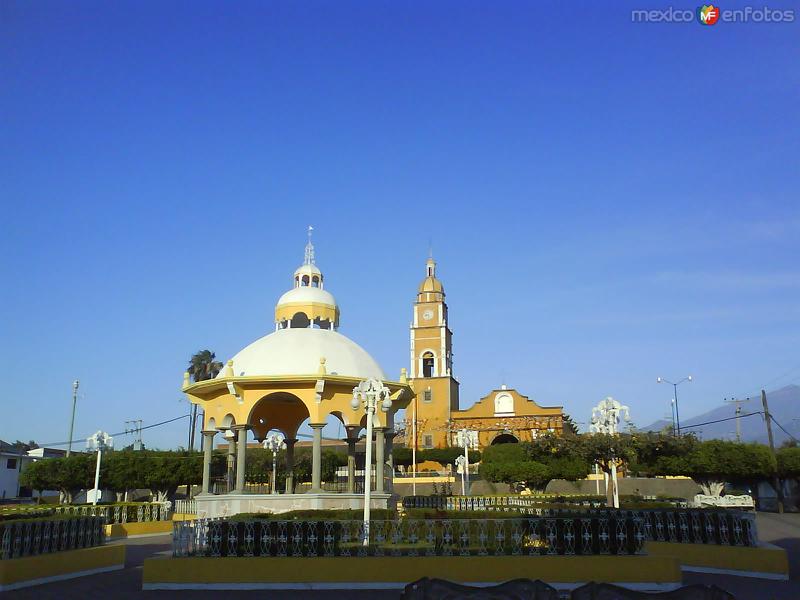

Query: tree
142 451 203 502
681 440 776 496
628 432 698 477
18 460 52 499
777 447 800 479
561 414 580 437
479 440 589 493
42 455 94 503
187 350 224 450
103 451 148 501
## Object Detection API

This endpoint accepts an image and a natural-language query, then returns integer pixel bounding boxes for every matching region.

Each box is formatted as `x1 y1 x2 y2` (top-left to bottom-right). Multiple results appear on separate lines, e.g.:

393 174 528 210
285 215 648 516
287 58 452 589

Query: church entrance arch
490 433 518 445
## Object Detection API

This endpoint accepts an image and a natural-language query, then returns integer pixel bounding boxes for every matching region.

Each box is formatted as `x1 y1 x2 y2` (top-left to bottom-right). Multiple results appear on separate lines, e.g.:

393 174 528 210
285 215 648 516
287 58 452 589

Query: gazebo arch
248 392 310 441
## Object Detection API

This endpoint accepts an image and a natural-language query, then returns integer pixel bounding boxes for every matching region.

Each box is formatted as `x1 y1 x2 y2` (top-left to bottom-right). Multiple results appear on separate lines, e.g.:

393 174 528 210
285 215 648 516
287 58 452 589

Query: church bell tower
408 256 459 449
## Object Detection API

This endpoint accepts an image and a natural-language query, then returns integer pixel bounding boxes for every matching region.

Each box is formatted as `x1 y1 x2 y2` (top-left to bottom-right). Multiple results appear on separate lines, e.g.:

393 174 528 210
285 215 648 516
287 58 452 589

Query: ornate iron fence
0 516 106 560
51 502 171 523
173 515 648 558
403 500 758 547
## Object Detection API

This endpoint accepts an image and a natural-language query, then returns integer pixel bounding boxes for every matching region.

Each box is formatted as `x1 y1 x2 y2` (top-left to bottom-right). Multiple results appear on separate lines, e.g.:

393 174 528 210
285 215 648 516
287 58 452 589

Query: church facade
407 257 564 451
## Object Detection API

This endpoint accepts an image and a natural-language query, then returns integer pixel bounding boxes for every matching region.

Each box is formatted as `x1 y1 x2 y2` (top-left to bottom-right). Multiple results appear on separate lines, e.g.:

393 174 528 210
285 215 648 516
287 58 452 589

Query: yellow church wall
453 388 563 420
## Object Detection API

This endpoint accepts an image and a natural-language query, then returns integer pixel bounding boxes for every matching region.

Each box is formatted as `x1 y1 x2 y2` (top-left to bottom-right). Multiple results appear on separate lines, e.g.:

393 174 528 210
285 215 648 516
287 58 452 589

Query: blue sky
1 1 798 449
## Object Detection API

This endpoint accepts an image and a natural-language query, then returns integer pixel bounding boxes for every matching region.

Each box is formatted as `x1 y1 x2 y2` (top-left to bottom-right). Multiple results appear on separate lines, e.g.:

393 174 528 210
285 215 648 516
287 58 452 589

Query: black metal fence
402 498 758 547
0 516 106 560
173 515 648 557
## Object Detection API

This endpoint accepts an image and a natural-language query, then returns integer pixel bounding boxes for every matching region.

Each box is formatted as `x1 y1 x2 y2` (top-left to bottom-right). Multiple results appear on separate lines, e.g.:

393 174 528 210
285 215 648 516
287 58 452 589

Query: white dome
294 263 322 277
277 286 336 307
219 328 386 379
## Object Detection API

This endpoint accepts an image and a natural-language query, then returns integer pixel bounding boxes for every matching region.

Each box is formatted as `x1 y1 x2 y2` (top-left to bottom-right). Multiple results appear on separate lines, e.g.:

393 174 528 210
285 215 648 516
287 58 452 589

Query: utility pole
762 389 784 514
724 397 750 443
67 380 79 457
125 420 144 450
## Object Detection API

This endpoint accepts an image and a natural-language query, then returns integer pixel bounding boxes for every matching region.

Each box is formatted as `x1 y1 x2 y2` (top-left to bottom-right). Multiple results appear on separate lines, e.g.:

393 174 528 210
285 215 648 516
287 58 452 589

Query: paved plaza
4 513 799 599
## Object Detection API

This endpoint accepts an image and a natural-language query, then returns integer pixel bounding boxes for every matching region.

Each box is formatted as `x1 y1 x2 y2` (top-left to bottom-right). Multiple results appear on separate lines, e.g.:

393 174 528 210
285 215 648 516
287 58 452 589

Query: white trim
439 327 446 377
0 564 124 592
681 565 788 580
143 581 681 591
409 330 416 378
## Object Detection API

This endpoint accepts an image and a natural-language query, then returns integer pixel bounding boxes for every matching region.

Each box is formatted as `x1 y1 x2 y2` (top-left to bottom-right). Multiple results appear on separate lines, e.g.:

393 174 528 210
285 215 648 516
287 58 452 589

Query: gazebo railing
173 515 647 558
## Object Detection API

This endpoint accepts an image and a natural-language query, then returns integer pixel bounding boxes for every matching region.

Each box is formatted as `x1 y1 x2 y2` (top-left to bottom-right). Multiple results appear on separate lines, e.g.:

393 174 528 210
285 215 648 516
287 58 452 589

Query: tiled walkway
4 513 799 599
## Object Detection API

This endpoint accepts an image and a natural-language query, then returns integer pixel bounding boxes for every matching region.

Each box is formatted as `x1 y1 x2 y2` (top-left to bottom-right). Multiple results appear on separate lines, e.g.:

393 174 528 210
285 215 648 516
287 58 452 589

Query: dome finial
304 225 315 265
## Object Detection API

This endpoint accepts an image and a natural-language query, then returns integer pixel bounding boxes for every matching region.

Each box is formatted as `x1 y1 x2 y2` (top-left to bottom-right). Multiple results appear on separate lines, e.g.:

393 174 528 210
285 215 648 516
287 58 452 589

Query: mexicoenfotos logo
631 5 795 23
698 5 721 25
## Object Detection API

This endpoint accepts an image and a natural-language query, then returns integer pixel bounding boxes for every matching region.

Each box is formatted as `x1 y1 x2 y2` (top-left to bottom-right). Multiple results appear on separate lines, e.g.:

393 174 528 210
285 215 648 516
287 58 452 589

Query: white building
0 442 65 500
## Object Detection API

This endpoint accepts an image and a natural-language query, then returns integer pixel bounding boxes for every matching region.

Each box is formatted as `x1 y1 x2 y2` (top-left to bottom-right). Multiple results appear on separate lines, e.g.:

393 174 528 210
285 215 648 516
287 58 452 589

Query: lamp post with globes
263 432 285 495
351 379 392 547
86 430 113 505
657 376 692 435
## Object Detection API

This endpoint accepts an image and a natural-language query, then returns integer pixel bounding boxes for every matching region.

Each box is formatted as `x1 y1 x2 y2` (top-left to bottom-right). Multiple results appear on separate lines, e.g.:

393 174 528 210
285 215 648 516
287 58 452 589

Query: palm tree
187 350 224 450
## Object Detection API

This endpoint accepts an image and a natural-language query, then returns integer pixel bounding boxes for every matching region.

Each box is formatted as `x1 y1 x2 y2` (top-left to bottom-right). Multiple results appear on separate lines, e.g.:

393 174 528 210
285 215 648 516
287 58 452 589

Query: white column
201 431 215 494
310 424 324 493
234 426 248 493
375 428 386 493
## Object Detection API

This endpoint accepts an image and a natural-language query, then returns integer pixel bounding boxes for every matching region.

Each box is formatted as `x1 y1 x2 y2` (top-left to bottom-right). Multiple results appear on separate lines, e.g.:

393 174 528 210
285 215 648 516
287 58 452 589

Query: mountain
641 384 800 445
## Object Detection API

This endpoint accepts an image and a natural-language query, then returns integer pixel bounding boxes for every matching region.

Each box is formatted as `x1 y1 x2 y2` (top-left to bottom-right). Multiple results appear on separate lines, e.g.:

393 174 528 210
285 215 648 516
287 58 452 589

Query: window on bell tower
422 352 435 378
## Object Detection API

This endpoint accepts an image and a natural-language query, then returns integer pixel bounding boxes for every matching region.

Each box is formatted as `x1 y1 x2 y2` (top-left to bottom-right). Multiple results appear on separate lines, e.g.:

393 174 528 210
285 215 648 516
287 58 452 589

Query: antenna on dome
304 225 315 265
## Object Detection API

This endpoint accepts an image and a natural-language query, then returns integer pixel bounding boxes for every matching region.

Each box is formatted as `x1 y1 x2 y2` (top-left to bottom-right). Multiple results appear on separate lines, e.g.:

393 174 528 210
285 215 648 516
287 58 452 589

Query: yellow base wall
646 542 789 578
105 520 173 538
172 513 198 522
0 545 125 590
144 555 680 586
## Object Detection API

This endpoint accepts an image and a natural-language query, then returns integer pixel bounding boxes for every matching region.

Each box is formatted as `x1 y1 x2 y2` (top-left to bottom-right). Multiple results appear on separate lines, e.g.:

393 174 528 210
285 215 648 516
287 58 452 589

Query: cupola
274 226 340 330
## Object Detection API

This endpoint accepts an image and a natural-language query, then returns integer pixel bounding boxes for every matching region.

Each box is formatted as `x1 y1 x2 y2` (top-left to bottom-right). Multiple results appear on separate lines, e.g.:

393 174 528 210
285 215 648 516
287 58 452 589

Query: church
405 256 565 451
182 231 564 516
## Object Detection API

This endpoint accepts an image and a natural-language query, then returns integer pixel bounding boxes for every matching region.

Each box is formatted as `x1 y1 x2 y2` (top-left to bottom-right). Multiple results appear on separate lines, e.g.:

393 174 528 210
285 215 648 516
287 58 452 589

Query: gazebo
183 233 413 517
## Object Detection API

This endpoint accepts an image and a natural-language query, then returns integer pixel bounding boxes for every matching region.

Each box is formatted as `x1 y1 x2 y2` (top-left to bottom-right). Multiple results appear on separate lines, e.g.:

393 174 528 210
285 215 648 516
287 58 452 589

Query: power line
37 414 190 448
679 411 763 431
770 415 800 444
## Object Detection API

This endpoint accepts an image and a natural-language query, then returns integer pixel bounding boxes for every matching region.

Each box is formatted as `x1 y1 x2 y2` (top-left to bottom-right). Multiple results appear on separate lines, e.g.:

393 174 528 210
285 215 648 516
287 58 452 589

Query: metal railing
403 500 758 547
51 502 171 523
174 499 197 514
404 496 606 511
211 476 373 496
0 516 106 560
173 515 648 557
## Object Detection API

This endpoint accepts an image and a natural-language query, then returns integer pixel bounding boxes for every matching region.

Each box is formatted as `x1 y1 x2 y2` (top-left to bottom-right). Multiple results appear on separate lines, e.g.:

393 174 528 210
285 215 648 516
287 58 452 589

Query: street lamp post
67 380 79 457
86 430 113 505
657 376 692 435
263 432 285 495
455 455 466 496
670 399 677 435
590 397 630 509
455 428 472 496
351 379 392 547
